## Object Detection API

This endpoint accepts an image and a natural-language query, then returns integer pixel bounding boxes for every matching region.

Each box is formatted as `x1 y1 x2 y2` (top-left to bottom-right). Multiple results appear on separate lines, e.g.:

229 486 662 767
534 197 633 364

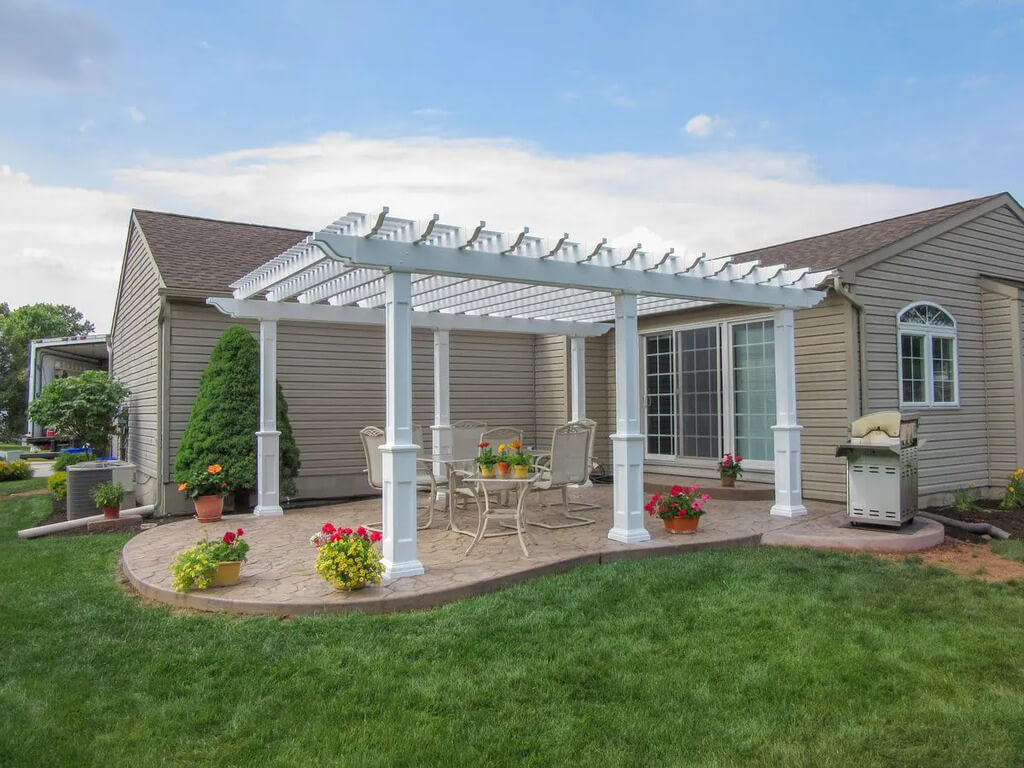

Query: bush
52 452 94 472
27 371 128 455
0 460 32 482
173 325 301 498
48 472 67 500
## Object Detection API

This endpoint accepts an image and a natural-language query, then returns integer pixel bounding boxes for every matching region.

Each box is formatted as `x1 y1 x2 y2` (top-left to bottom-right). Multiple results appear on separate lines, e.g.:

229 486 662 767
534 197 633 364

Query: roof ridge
132 208 310 235
730 192 1003 257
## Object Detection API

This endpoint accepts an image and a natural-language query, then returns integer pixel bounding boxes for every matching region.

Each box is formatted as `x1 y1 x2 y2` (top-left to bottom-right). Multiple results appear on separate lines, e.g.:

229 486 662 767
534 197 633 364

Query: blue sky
1 0 1022 329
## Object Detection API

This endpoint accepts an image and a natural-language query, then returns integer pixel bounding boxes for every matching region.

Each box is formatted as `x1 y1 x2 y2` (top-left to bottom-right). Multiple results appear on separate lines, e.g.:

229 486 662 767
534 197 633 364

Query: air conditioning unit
66 460 136 520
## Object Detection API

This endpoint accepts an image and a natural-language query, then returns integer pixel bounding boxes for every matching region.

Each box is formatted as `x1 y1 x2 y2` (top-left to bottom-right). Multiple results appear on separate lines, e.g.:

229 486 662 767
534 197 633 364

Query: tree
173 325 301 501
27 371 129 455
0 303 94 440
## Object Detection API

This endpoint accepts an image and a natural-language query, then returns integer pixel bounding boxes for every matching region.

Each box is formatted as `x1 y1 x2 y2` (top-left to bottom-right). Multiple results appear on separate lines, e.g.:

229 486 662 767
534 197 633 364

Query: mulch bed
926 501 1023 542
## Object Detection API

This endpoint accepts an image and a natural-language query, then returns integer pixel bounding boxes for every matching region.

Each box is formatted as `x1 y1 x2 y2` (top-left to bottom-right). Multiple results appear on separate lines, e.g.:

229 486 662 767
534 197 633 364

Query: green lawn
0 442 23 450
1 485 1023 767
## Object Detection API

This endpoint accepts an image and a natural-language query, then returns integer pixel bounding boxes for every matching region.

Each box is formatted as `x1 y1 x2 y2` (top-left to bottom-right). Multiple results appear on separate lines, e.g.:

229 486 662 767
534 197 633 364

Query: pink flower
701 494 710 502
723 457 732 467
735 455 742 463
692 500 702 512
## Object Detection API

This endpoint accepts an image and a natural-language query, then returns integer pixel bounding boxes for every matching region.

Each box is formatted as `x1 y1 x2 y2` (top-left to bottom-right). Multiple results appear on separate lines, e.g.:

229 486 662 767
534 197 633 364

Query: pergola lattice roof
229 208 831 329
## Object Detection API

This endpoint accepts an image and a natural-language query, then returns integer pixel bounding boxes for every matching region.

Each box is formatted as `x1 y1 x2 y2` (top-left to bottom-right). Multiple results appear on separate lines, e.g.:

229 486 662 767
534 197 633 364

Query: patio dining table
462 472 542 558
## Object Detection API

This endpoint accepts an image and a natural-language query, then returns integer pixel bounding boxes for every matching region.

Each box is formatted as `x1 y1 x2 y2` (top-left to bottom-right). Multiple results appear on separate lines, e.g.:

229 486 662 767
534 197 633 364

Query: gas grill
835 411 920 528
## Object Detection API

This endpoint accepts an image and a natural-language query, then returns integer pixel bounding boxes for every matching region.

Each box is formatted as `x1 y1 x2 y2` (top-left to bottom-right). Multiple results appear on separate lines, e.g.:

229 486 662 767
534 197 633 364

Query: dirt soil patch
927 501 1024 542
7 488 49 498
880 537 1024 582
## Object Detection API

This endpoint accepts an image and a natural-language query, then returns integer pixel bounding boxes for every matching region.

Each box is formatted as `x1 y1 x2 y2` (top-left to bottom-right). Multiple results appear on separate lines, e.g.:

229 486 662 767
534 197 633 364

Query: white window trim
897 301 959 408
640 313 776 467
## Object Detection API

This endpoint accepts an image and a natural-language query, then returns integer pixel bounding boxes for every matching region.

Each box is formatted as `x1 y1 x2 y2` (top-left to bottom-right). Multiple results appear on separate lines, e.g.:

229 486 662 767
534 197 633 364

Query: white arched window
897 302 958 406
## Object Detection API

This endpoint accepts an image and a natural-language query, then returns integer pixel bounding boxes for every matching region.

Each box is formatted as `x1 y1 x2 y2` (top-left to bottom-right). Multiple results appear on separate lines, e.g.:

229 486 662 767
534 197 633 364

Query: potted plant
90 481 124 519
311 523 384 591
178 464 231 522
506 440 534 479
474 442 498 478
644 484 710 534
718 453 743 487
170 528 249 590
496 444 512 478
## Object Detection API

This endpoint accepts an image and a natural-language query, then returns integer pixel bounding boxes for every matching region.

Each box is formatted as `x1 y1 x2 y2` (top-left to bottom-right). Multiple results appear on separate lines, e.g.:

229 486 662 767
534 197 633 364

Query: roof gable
728 194 1006 272
132 210 309 292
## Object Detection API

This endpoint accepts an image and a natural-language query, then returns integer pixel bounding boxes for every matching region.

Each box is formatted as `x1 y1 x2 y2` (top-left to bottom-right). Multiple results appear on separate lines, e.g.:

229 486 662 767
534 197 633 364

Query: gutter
832 275 868 416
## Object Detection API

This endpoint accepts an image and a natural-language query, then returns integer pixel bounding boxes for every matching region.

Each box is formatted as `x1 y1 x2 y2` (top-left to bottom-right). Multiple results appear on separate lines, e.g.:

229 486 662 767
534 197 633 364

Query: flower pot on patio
720 474 735 488
332 581 368 592
194 495 224 523
210 560 242 587
497 461 511 478
664 515 700 534
479 465 495 478
513 464 530 479
102 506 120 520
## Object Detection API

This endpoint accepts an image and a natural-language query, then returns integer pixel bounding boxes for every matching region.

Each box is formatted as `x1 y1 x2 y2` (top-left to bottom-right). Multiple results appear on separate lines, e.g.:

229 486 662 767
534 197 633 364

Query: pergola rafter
215 207 830 581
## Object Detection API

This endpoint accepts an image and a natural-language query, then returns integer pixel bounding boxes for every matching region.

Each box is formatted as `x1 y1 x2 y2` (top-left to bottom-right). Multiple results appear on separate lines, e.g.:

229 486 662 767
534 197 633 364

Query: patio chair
359 425 444 531
529 421 595 529
449 420 487 511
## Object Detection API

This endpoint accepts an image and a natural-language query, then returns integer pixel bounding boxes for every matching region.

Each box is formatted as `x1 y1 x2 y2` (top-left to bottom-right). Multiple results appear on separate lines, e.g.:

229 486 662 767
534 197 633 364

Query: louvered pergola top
230 208 831 327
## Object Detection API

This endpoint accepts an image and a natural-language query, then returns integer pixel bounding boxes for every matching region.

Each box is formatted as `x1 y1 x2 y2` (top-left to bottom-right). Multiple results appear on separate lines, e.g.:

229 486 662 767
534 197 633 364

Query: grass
991 538 1024 564
1 495 1023 767
0 442 24 450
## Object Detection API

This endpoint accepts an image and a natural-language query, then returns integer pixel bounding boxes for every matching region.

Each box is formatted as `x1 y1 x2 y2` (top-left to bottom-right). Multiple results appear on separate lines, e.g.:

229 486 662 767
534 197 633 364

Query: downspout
155 296 169 516
25 341 37 438
832 275 868 416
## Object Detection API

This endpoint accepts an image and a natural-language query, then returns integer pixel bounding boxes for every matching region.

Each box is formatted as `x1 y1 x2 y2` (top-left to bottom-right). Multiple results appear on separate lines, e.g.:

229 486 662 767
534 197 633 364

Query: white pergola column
770 307 808 517
431 330 452 478
608 294 650 543
380 271 425 578
254 319 283 516
569 335 593 488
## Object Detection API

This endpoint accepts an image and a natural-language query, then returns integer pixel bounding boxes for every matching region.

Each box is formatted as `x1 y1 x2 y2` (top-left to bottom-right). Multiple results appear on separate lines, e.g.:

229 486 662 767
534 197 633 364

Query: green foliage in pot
170 529 249 591
53 452 94 472
0 460 32 482
90 481 124 509
47 471 67 500
173 325 301 498
27 371 129 456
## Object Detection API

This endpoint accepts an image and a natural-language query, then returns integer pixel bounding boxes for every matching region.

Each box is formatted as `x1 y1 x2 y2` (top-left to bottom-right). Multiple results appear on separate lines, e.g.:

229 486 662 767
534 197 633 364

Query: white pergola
209 208 830 579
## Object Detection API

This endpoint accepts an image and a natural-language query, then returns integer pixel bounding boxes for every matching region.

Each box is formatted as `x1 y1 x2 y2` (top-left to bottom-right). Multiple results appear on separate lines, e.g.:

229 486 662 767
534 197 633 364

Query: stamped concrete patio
121 485 941 617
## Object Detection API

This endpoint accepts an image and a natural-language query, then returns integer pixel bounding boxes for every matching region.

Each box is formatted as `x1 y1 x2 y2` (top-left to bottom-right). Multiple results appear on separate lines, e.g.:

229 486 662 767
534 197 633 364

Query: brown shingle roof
728 194 1003 271
132 209 309 291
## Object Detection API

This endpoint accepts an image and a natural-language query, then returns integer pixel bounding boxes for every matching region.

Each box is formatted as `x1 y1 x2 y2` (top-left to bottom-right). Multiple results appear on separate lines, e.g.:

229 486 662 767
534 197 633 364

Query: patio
120 486 942 616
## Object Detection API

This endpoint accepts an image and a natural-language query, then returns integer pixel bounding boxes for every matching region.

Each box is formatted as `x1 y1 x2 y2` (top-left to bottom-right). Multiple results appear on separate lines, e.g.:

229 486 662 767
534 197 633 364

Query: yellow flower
208 464 223 475
498 444 506 452
1009 486 1015 493
1016 469 1023 476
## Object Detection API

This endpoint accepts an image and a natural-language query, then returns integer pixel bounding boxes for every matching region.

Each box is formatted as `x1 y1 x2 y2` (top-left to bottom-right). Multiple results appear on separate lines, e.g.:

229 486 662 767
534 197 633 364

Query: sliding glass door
642 317 776 465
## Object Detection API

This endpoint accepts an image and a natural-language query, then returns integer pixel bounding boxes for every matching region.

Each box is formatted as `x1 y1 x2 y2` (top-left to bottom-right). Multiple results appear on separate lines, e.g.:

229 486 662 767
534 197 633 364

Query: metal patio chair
359 425 444 531
530 421 595 529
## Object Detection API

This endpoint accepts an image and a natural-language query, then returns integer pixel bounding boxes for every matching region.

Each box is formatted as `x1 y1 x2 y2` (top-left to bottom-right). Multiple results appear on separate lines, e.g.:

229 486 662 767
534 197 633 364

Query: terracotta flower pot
194 494 224 523
210 560 242 587
664 515 700 534
479 465 496 478
102 506 120 520
720 474 735 488
497 462 511 478
513 464 530 479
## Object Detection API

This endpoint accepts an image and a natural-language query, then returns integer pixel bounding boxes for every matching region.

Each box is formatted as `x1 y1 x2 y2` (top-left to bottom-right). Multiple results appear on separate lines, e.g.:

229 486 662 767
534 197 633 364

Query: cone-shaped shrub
173 325 301 497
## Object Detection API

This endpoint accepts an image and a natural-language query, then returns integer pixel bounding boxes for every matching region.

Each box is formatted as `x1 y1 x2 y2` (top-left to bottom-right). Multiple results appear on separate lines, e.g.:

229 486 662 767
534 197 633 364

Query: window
644 333 676 455
898 302 958 406
678 327 721 458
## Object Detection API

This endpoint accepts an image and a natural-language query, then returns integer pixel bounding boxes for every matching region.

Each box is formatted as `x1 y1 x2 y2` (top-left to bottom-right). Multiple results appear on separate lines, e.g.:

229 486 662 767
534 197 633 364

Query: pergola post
380 270 425 578
608 294 650 543
770 307 808 517
569 336 586 422
431 330 452 479
254 319 283 516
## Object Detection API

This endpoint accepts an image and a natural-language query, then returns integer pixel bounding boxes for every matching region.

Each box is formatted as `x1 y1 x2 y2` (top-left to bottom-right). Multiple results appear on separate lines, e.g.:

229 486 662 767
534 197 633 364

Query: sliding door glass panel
678 327 721 458
733 320 775 461
644 333 676 455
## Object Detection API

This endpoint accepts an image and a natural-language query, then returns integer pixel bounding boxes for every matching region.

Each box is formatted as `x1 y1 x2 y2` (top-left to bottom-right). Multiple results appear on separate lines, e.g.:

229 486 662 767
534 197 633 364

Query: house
109 193 1024 516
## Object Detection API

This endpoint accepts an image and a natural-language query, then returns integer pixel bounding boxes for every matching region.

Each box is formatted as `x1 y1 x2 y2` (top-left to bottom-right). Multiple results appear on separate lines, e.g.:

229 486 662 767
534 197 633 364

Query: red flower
329 533 341 543
340 527 353 536
723 457 732 467
322 523 336 535
735 455 742 463
222 531 236 544
221 481 228 488
356 526 368 538
478 442 489 448
370 530 382 542
236 528 244 536
670 484 684 497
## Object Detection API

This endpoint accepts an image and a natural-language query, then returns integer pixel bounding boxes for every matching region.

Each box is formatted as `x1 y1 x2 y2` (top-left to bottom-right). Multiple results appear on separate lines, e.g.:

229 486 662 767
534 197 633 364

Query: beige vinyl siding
534 335 568 449
109 220 162 503
164 302 539 512
853 206 1024 497
597 294 852 500
981 289 1018 482
585 335 612 467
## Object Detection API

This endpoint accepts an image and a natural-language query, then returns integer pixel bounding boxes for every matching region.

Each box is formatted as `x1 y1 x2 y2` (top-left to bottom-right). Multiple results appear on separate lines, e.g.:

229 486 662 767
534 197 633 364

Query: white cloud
126 106 146 123
684 113 722 138
1 134 966 333
78 118 95 133
412 107 450 117
604 85 636 108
